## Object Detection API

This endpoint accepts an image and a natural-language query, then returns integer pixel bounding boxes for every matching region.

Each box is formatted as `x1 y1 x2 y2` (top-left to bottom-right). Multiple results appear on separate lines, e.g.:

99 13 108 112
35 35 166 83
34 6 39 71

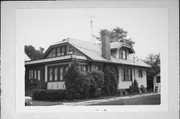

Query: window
119 49 128 60
59 67 63 81
138 69 143 77
57 47 61 56
29 70 33 80
64 45 67 55
123 50 127 59
37 70 41 81
49 68 53 81
156 76 160 83
52 49 56 57
54 67 58 81
69 47 74 54
122 68 132 81
34 70 37 79
62 46 65 55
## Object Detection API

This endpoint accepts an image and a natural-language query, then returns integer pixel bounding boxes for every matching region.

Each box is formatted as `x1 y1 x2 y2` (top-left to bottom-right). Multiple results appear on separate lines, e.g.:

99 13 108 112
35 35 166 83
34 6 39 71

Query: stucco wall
118 67 147 89
118 67 132 89
134 68 147 88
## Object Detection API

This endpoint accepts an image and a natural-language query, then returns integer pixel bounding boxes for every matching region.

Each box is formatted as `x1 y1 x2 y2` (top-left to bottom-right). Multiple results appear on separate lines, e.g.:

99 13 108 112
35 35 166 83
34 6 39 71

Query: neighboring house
153 72 161 93
25 31 150 91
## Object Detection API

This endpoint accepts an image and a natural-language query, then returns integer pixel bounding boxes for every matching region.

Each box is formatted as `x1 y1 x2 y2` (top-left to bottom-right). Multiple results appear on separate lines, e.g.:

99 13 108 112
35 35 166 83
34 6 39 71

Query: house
25 31 150 91
153 72 161 93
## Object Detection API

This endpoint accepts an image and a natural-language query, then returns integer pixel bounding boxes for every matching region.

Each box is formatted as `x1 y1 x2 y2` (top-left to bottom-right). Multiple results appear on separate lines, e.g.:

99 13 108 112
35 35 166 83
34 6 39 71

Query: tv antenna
90 16 95 44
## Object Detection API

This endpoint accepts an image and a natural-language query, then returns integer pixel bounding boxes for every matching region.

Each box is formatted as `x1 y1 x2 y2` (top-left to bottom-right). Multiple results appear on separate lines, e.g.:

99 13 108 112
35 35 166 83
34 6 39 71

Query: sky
16 8 167 59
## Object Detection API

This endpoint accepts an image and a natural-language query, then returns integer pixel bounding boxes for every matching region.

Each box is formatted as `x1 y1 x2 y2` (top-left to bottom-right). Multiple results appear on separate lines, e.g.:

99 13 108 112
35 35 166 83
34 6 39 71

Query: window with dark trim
122 68 132 81
138 69 143 78
119 49 128 60
156 76 160 83
29 69 41 82
48 65 68 82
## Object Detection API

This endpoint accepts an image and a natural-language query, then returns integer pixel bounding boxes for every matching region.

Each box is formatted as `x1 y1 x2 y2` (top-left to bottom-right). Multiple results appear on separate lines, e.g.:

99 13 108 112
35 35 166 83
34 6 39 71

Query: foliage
25 45 44 60
102 65 118 96
83 70 105 98
32 89 65 101
64 59 105 99
89 70 104 89
64 59 84 100
129 79 139 94
143 53 160 90
140 85 148 93
95 27 135 47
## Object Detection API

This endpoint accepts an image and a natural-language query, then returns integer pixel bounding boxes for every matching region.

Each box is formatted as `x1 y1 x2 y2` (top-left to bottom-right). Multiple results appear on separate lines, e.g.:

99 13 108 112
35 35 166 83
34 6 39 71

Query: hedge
32 89 65 101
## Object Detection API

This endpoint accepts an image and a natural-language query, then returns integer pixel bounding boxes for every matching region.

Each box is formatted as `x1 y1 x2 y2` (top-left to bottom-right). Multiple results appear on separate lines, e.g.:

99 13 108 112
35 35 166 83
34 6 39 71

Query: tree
25 45 44 60
95 27 135 47
102 65 118 96
143 53 160 90
64 59 84 99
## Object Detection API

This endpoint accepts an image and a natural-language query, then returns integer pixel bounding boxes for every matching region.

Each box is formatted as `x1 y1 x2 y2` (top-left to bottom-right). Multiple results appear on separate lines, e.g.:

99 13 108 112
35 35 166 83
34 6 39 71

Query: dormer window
119 49 128 60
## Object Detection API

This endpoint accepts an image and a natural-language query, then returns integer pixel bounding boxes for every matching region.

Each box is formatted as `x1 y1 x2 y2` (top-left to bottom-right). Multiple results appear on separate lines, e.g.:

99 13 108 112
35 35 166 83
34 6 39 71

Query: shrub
32 89 65 101
64 59 84 100
80 70 104 98
94 88 102 98
103 65 118 96
129 79 139 94
89 70 104 89
140 85 148 93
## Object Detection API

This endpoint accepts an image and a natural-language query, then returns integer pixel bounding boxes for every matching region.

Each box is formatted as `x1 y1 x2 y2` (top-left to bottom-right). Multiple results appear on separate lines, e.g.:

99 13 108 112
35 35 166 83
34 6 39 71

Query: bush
64 59 84 100
32 89 65 101
65 59 105 99
129 79 139 94
103 65 118 96
140 85 148 93
89 70 104 89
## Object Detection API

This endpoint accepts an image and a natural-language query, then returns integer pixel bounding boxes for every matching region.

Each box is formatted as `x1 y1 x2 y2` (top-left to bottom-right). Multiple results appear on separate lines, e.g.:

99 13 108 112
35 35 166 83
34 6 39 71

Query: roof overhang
120 45 135 53
25 55 87 65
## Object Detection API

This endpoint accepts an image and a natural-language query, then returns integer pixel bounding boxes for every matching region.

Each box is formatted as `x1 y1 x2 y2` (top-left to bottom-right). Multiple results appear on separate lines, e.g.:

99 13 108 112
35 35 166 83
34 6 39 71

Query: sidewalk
62 93 159 106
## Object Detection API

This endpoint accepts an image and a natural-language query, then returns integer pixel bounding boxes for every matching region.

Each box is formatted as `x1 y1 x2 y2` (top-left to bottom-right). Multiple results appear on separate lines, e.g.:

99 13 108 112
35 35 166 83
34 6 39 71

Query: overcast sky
16 8 167 59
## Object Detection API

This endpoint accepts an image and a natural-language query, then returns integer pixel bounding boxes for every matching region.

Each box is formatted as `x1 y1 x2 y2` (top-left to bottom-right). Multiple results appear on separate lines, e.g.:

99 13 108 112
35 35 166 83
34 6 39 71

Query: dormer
110 42 135 60
42 39 84 59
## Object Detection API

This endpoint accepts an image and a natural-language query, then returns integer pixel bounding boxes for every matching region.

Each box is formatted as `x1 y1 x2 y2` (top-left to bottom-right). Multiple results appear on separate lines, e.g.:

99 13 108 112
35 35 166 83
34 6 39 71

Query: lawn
31 94 160 106
91 94 160 105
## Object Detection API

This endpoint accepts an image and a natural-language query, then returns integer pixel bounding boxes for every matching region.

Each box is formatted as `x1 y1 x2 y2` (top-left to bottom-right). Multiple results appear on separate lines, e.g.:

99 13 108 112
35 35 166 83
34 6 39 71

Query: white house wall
118 67 132 89
118 67 147 89
134 68 147 88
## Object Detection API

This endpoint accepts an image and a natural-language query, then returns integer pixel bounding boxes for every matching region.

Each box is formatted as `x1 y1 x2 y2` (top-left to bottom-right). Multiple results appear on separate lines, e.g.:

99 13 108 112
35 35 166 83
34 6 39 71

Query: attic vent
62 39 66 41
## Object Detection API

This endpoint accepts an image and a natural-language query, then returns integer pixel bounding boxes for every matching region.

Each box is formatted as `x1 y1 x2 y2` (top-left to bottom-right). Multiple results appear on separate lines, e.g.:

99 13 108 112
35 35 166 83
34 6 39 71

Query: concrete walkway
62 93 159 106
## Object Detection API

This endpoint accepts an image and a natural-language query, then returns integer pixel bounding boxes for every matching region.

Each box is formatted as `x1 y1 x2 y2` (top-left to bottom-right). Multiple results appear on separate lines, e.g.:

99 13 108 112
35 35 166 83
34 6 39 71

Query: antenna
90 16 95 44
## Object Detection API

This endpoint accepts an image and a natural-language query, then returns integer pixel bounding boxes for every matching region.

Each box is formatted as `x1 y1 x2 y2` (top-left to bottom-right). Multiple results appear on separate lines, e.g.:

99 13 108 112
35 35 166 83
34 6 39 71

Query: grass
31 93 160 106
91 94 160 105
32 100 63 106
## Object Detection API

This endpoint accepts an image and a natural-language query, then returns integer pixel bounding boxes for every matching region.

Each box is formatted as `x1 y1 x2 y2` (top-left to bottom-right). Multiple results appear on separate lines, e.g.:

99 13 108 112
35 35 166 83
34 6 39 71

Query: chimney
101 30 111 60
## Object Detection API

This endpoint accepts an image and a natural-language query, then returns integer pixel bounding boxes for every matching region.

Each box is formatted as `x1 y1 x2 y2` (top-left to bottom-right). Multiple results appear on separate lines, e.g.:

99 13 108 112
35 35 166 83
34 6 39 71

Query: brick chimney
101 30 111 60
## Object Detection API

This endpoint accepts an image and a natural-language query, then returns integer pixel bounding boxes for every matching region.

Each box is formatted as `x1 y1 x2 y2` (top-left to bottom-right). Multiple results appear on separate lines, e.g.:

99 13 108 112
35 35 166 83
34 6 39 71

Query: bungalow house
25 31 150 91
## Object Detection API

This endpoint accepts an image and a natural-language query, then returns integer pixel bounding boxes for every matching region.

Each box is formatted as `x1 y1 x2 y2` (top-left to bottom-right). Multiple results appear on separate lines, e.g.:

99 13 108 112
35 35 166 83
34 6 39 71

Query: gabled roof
49 38 149 68
29 38 149 67
110 41 135 53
